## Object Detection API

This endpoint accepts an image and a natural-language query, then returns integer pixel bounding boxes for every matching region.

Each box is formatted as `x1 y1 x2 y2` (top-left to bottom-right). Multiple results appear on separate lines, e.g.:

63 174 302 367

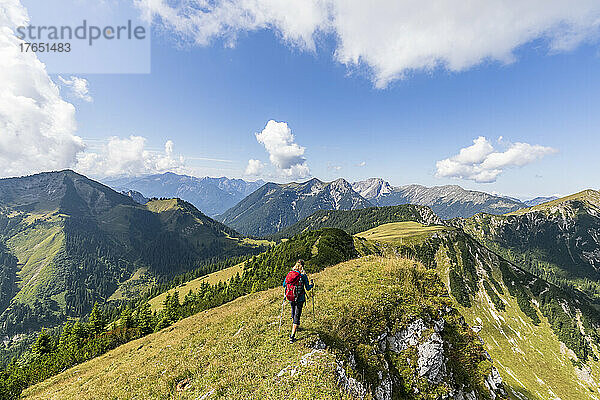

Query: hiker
283 259 314 343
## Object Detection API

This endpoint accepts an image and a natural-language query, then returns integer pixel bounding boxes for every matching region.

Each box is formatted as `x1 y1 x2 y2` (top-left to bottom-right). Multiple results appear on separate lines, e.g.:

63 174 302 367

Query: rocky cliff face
334 311 506 400
380 226 600 398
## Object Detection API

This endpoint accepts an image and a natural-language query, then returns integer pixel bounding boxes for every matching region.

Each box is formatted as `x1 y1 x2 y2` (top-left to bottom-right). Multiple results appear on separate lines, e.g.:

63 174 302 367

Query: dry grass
355 221 447 246
24 256 426 400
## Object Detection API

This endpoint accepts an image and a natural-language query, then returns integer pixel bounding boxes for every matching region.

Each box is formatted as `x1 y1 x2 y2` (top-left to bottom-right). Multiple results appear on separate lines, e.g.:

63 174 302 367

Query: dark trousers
290 301 304 325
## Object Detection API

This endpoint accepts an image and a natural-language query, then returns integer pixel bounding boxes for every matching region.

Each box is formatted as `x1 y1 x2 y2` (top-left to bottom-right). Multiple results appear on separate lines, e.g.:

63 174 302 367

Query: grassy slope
355 222 447 246
508 189 600 216
23 256 495 399
360 223 600 400
148 262 245 311
5 216 64 304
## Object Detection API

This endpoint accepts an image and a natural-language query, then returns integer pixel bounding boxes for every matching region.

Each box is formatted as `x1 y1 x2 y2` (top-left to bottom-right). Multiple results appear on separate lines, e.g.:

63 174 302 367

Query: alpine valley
1 170 599 400
0 171 266 360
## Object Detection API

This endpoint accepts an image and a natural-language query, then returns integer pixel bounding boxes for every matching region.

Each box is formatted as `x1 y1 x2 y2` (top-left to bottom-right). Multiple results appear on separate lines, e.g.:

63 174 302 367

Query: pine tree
137 302 154 335
88 303 105 335
32 329 54 356
165 291 181 323
120 306 134 329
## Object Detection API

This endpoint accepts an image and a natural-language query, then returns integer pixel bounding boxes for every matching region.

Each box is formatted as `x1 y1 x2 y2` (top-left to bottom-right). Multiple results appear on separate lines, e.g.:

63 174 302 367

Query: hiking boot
289 335 296 343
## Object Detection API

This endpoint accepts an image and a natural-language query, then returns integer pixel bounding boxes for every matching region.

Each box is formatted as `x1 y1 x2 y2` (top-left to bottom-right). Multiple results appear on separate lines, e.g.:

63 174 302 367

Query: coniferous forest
0 228 358 399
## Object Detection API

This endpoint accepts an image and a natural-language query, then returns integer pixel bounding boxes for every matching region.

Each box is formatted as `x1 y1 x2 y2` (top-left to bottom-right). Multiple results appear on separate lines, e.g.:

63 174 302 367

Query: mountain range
107 173 563 237
19 193 600 399
216 178 373 236
1 170 599 398
105 173 264 216
0 171 263 341
352 178 527 219
217 177 543 236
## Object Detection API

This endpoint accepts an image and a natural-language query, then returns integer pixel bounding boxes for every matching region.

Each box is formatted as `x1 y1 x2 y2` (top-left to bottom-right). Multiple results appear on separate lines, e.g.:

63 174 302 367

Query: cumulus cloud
435 136 557 183
356 161 366 167
136 0 600 87
254 120 310 179
58 76 93 102
76 136 188 177
244 159 264 176
0 0 84 178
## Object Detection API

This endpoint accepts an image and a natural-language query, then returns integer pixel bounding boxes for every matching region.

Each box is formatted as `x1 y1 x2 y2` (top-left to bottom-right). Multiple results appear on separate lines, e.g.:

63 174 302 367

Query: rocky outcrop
335 358 368 399
337 316 505 400
417 332 446 384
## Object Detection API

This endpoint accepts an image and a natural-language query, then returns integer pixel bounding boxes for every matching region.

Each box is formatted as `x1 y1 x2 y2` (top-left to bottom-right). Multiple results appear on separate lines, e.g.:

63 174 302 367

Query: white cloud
58 76 93 102
254 120 310 179
436 136 557 183
356 161 366 167
76 136 188 178
136 0 600 87
0 0 84 178
244 159 265 176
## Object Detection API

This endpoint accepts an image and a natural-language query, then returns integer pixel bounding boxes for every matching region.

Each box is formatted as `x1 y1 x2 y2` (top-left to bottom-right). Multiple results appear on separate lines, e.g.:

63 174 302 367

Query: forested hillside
0 228 362 399
273 204 442 239
0 171 264 353
453 190 600 300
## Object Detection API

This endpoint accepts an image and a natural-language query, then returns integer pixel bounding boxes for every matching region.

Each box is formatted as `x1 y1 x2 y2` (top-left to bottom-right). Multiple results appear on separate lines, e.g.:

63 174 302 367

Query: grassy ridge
355 222 447 246
23 256 498 399
507 189 600 216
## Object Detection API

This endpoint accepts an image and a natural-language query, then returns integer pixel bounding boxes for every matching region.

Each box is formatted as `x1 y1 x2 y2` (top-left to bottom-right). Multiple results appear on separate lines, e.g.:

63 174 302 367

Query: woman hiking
283 260 313 343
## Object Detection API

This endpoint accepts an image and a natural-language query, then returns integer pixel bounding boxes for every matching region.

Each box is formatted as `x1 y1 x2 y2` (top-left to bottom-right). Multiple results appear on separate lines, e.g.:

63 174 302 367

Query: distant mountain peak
217 178 372 236
352 178 526 219
121 189 149 204
352 177 393 199
104 172 265 216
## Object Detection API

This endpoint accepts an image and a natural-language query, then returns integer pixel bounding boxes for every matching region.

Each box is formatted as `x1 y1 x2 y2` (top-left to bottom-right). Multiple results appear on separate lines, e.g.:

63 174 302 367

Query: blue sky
3 0 600 199
76 30 599 198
